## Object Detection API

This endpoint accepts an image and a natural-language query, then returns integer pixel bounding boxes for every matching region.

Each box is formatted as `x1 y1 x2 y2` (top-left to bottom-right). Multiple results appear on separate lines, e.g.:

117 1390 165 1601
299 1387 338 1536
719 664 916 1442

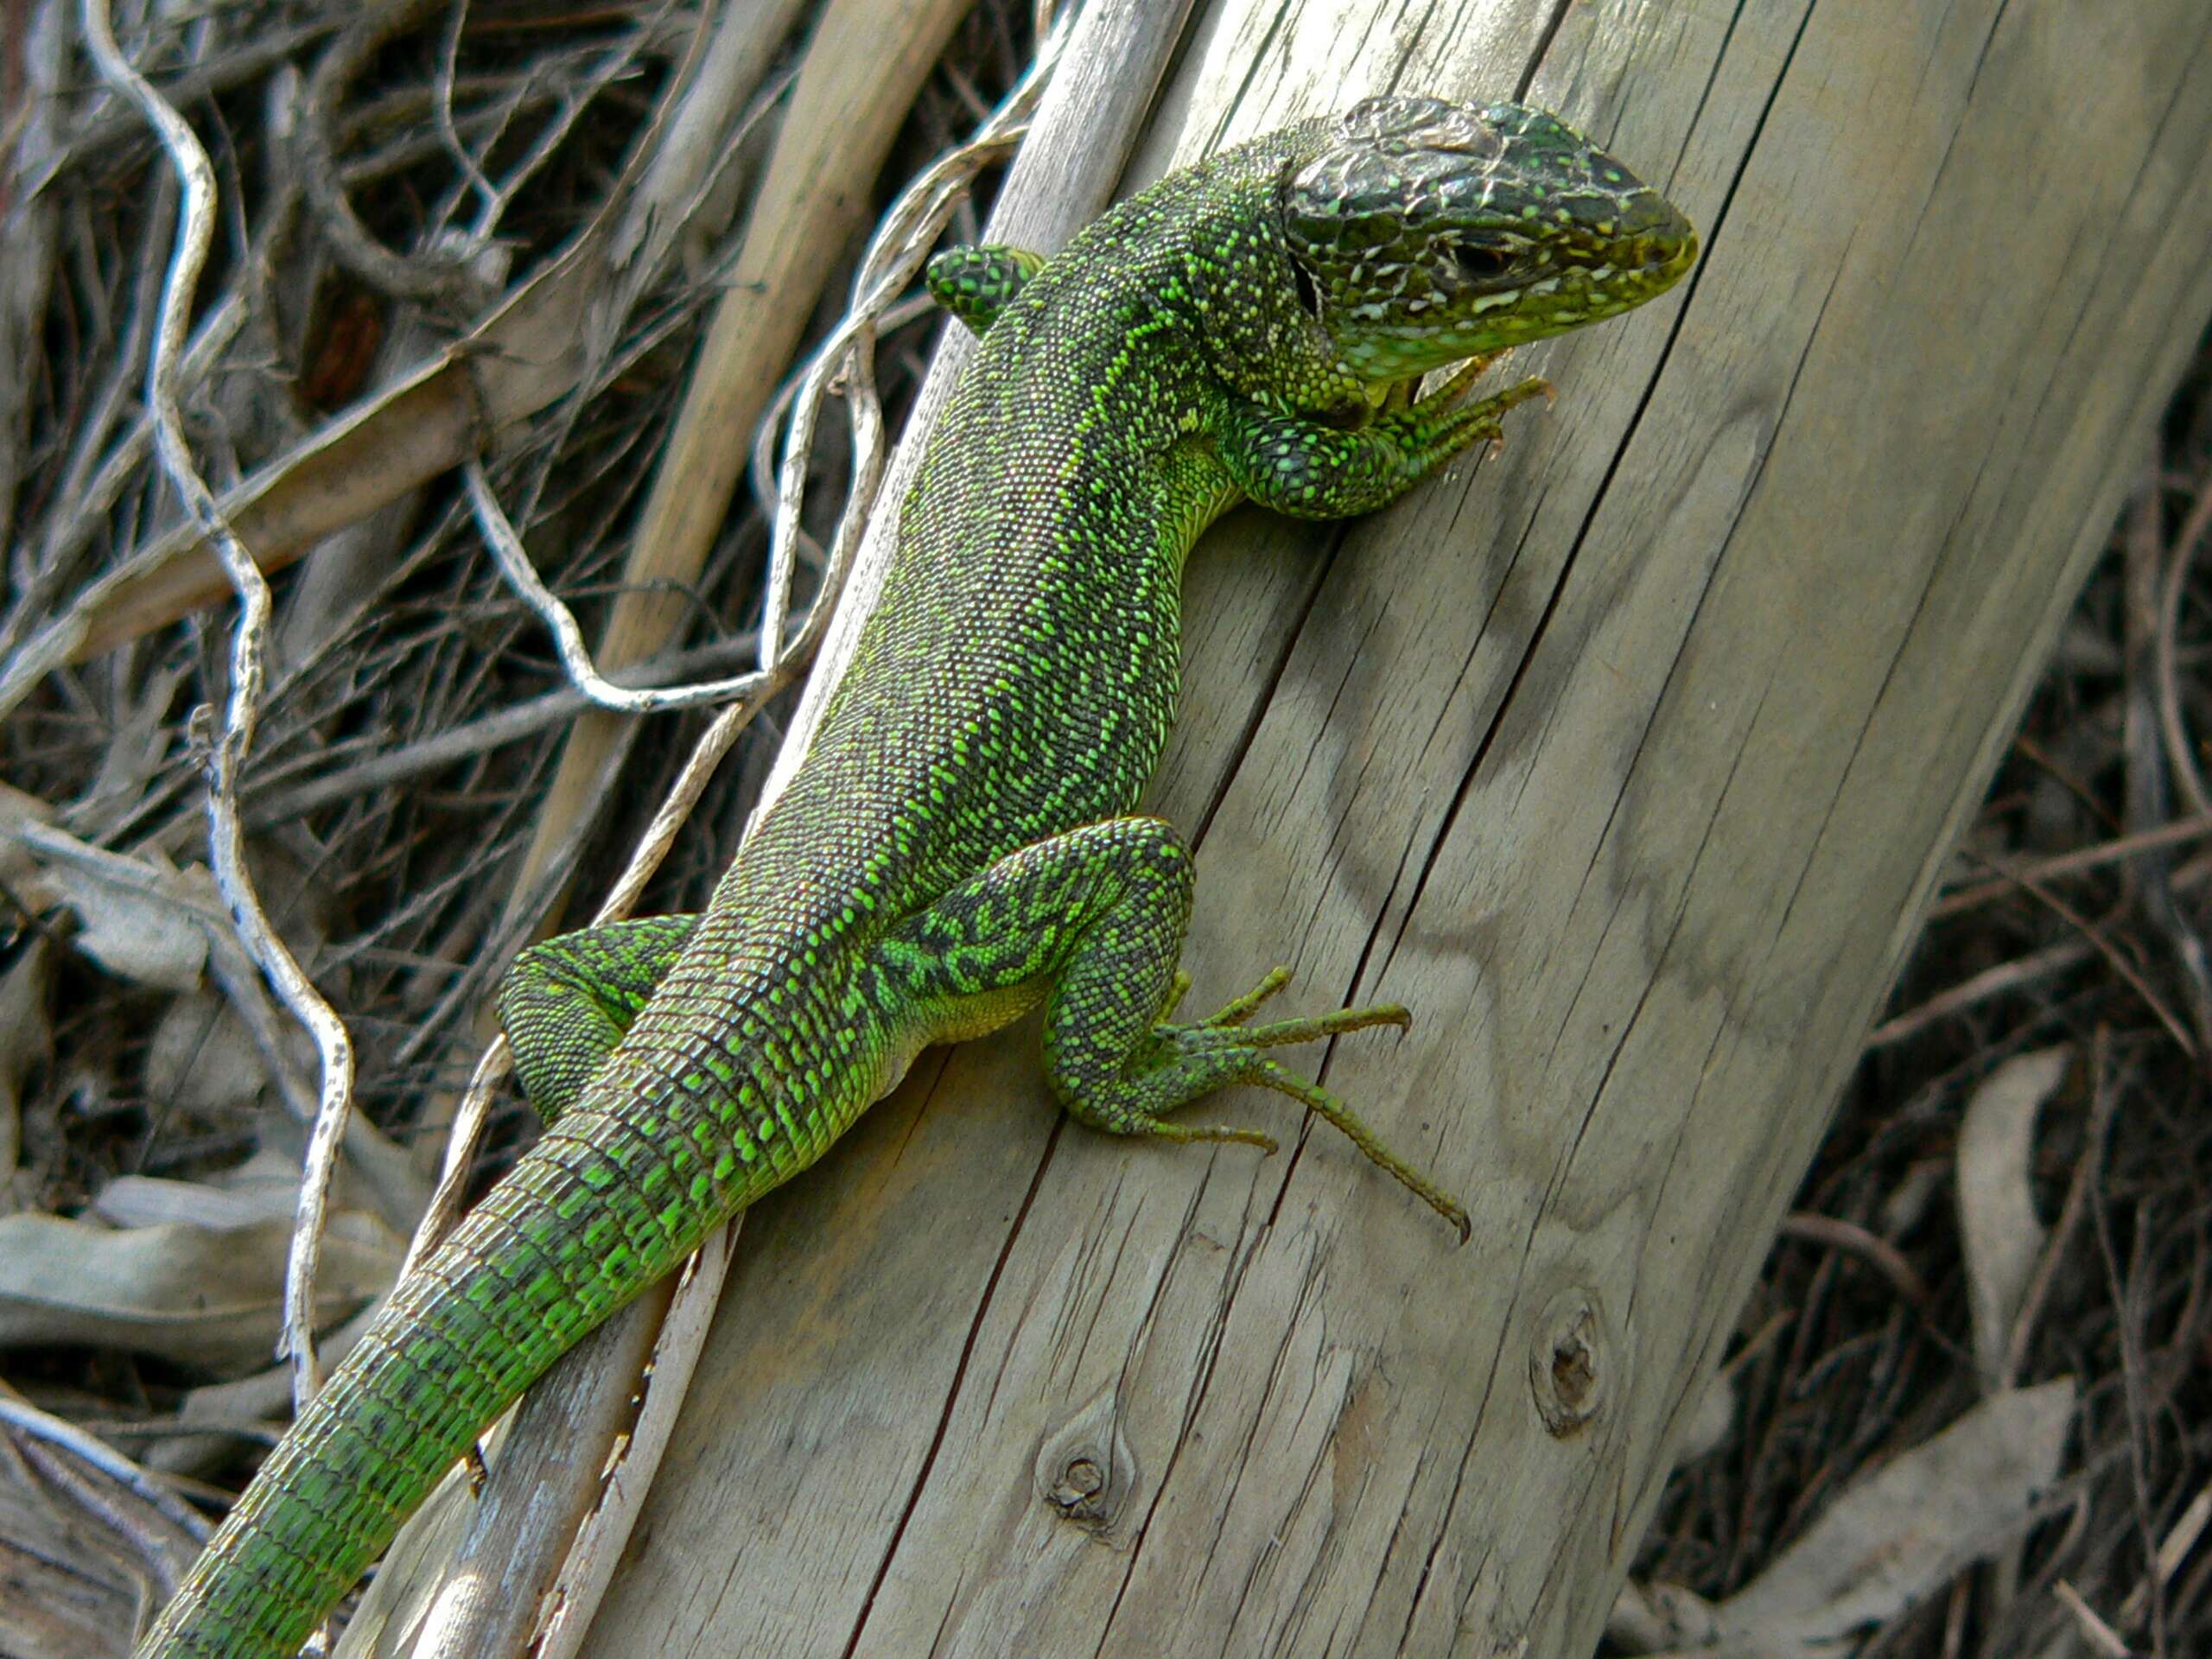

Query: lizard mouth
1620 198 1699 284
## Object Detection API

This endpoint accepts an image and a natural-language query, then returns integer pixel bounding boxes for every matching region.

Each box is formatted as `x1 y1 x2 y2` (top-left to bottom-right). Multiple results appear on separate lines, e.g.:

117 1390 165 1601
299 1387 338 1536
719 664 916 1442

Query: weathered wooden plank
572 2 2212 1656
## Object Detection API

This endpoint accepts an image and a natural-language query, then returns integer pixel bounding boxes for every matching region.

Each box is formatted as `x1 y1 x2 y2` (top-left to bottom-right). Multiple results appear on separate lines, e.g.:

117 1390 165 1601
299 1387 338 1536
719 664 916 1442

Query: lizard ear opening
1289 257 1321 320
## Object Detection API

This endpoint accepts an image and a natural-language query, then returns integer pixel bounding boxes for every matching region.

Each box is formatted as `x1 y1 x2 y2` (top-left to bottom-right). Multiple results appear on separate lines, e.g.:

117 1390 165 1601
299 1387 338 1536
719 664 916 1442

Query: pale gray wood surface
568 2 2212 1656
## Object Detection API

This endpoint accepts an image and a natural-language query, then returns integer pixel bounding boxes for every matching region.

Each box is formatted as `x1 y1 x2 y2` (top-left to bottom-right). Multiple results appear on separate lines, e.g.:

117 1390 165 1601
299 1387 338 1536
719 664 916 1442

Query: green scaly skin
137 97 1694 1657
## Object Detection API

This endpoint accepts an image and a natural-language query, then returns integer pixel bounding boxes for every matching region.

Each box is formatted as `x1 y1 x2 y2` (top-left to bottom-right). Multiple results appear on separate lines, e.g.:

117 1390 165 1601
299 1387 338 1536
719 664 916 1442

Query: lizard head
1281 97 1696 382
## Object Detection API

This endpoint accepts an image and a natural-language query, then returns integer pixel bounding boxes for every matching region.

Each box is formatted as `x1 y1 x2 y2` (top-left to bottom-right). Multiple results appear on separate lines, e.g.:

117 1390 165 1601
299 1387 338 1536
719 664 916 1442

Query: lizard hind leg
879 817 1465 1238
497 914 697 1122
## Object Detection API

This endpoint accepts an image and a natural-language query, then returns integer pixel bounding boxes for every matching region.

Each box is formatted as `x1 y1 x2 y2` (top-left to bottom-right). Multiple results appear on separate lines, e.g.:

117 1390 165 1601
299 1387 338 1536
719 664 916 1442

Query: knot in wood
1035 1386 1136 1535
1048 1457 1107 1516
1529 1286 1605 1437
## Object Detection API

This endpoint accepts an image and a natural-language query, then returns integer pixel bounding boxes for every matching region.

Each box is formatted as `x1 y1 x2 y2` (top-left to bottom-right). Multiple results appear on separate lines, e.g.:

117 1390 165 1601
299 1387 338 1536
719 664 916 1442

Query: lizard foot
1142 970 1468 1243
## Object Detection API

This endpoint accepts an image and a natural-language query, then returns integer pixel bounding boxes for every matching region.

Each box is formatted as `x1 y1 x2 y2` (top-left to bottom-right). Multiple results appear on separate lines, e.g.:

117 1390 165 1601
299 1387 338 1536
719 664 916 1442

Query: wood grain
558 1 2212 1655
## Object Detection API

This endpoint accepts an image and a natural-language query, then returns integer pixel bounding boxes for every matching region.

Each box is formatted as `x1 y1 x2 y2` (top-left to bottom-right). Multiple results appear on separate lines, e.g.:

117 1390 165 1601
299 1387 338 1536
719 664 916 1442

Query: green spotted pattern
925 243 1048 334
137 96 1694 1658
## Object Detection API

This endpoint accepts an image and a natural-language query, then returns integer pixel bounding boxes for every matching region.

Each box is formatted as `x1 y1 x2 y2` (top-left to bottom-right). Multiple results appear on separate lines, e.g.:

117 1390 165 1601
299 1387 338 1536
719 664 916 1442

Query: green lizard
137 95 1694 1657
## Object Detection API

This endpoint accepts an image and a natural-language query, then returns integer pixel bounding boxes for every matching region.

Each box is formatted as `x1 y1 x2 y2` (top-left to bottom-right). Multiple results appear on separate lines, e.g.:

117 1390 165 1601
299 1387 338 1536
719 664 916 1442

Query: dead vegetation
0 3 2205 1656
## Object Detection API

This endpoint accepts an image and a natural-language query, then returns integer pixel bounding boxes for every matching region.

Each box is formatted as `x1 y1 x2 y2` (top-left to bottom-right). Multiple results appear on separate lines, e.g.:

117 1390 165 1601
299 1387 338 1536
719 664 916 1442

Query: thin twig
432 0 497 219
387 720 647 1076
0 286 245 667
1929 811 2212 921
2002 1027 2118 1385
2126 454 2212 1057
79 0 359 1413
2156 457 2212 817
2054 1580 2133 1658
1963 849 2197 1058
59 16 340 169
528 1224 738 1659
1878 851 2212 1044
745 289 938 524
2123 1483 2212 1630
2092 1151 2171 1656
1777 1212 1936 1312
0 1393 209 1544
245 632 765 825
0 168 175 661
400 1039 512 1283
467 460 785 714
460 22 659 251
296 0 486 310
1869 936 2097 1047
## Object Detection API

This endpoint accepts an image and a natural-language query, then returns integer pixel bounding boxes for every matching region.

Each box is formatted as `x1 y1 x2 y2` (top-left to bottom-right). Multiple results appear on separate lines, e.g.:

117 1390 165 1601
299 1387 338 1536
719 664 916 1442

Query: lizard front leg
1216 359 1553 519
925 244 1046 335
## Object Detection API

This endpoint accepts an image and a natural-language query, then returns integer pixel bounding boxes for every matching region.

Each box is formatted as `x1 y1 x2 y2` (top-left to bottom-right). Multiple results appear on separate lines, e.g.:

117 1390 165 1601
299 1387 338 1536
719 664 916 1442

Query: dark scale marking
140 96 1694 1658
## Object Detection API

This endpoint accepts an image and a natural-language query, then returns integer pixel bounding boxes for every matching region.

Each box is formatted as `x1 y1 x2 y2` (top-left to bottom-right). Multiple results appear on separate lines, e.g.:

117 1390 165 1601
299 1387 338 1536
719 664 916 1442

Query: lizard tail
134 1117 722 1659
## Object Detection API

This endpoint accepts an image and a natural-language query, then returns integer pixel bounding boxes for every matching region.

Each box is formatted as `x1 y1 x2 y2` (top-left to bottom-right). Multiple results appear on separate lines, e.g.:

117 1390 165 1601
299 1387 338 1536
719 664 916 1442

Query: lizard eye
1450 241 1514 283
1289 258 1321 319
